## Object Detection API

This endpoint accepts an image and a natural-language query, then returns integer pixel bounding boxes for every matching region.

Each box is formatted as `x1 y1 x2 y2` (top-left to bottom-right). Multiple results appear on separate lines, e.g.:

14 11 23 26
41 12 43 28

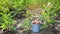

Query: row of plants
0 0 34 33
0 10 16 34
1 0 60 18
20 0 60 31
39 1 60 29
0 0 60 33
0 0 17 33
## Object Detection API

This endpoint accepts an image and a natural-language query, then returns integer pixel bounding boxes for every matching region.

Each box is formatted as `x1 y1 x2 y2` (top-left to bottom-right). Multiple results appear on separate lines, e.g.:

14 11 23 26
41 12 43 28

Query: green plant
39 1 59 29
20 18 31 31
24 10 33 19
0 0 27 18
0 12 16 31
0 0 27 31
20 10 33 31
0 5 16 31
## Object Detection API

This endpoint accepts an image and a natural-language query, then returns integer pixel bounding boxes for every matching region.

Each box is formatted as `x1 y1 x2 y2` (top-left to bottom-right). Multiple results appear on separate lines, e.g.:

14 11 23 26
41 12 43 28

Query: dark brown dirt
14 18 60 34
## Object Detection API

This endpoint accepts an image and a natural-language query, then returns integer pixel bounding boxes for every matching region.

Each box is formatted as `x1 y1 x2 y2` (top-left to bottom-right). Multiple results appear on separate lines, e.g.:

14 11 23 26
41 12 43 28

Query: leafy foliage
39 1 60 29
20 18 31 31
0 0 60 31
24 10 33 19
0 0 17 31
0 12 16 31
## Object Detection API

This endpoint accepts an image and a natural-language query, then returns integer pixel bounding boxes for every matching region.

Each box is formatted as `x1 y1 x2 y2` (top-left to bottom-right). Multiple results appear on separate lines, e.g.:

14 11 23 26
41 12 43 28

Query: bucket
31 23 40 32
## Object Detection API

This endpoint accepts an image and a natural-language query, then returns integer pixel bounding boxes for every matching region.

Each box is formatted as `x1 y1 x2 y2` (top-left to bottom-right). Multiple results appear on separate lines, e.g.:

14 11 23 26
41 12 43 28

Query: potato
36 21 40 24
32 21 36 24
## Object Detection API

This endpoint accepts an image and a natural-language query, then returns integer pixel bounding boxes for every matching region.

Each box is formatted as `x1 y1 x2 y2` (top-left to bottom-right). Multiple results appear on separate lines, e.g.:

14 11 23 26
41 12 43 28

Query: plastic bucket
31 23 40 32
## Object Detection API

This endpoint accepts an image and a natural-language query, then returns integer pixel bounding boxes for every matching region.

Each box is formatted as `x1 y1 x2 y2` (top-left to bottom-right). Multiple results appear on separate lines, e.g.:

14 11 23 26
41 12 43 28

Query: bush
39 1 60 29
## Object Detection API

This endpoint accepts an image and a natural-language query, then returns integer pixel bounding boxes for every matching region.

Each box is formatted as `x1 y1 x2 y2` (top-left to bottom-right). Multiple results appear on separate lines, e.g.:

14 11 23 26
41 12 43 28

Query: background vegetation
0 0 60 31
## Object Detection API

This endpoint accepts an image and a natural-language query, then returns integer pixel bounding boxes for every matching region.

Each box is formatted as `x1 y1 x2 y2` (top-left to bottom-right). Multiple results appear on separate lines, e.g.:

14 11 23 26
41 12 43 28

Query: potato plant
39 1 60 29
0 0 60 31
